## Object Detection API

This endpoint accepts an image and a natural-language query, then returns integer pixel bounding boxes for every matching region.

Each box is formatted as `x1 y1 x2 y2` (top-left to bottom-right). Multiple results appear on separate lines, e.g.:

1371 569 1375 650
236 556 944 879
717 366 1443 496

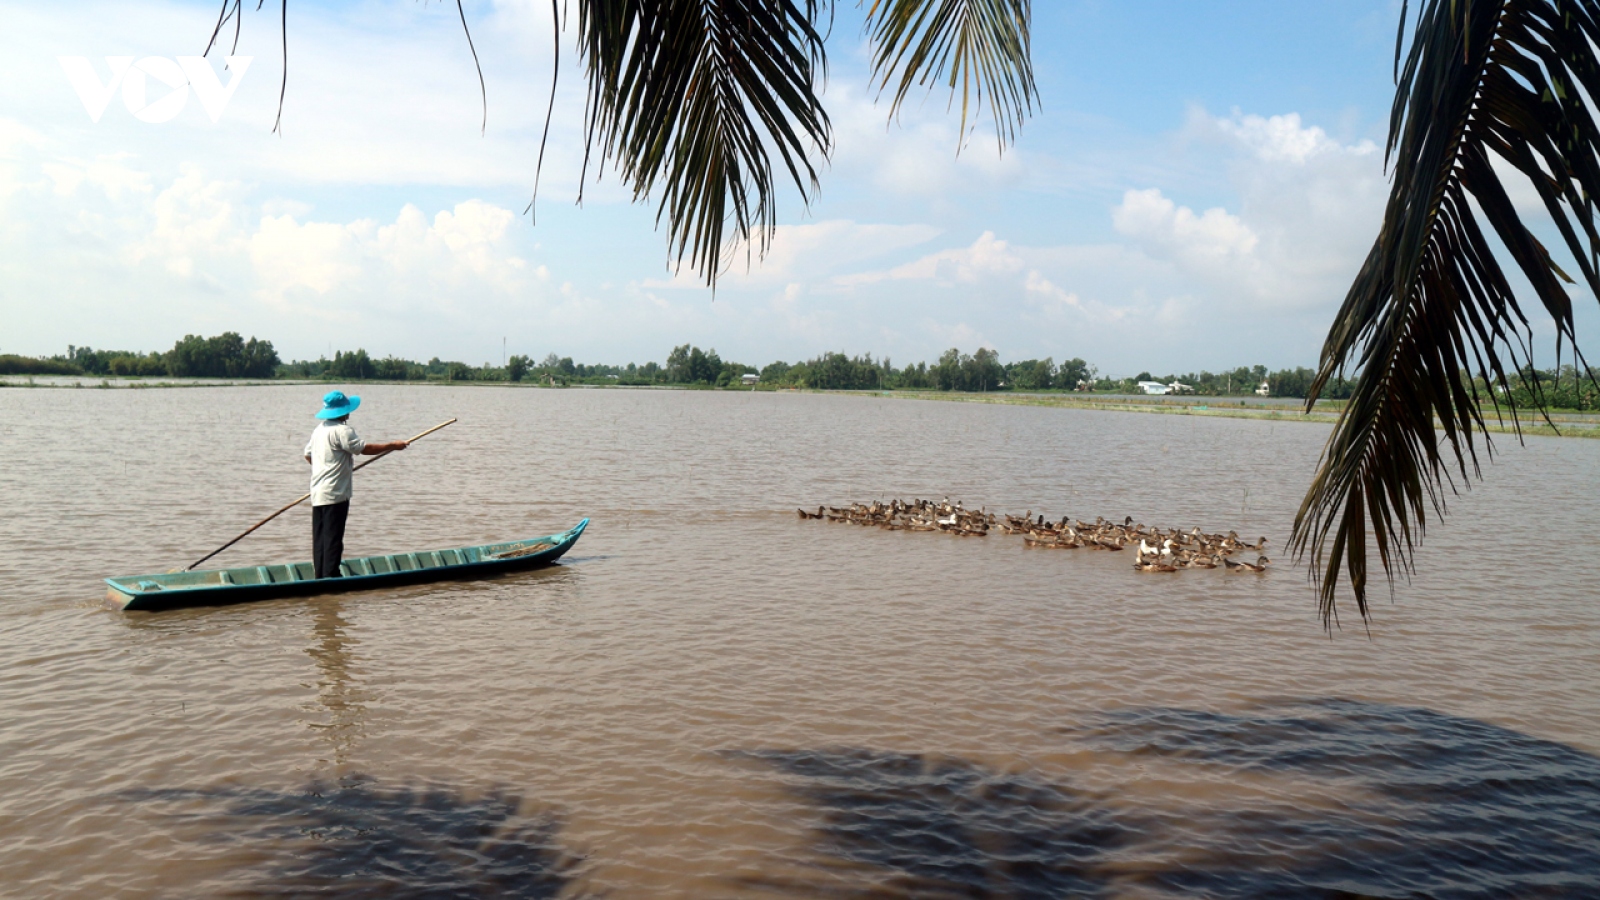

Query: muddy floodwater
1 385 1598 898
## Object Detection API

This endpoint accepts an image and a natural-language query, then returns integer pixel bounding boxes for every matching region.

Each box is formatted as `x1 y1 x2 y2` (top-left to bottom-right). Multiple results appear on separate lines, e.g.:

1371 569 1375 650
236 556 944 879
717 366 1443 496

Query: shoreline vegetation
5 334 1598 434
5 375 1594 438
875 390 1600 439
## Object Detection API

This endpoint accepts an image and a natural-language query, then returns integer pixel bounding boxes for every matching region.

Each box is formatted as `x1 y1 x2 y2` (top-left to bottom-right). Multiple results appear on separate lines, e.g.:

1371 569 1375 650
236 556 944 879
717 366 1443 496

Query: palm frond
865 0 1036 152
197 1 1035 286
1293 0 1600 628
577 0 832 285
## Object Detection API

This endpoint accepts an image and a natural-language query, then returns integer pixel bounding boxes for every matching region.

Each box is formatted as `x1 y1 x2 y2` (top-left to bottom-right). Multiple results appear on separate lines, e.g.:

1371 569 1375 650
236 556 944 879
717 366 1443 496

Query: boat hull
106 519 589 612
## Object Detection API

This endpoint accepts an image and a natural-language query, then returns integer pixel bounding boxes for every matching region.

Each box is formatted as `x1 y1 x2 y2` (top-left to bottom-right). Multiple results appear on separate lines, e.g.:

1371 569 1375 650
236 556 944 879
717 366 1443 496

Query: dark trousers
312 501 350 579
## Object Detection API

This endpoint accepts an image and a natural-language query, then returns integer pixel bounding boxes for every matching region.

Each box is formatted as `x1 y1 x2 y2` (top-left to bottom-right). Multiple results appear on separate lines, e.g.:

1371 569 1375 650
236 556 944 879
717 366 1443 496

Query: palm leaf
575 0 833 284
864 0 1036 152
1292 0 1600 628
575 0 1034 283
197 1 1034 286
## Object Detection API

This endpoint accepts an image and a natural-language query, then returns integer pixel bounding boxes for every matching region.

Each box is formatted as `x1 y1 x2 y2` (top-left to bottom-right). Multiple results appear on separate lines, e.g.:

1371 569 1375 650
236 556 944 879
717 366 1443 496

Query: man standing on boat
304 391 409 579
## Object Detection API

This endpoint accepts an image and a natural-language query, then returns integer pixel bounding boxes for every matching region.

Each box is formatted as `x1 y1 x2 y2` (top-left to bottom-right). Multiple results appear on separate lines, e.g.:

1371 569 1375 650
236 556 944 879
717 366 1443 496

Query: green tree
507 354 530 382
165 332 279 378
0 355 79 376
964 348 1003 391
686 347 721 384
327 349 375 380
239 337 281 377
899 361 933 389
932 349 963 391
664 345 691 383
1005 358 1054 391
165 334 215 377
1268 367 1315 399
1056 358 1091 390
799 352 882 390
373 356 412 380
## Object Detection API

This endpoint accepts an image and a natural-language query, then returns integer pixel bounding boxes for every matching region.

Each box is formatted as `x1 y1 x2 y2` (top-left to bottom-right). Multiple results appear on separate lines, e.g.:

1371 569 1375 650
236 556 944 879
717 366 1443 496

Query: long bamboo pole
181 418 458 572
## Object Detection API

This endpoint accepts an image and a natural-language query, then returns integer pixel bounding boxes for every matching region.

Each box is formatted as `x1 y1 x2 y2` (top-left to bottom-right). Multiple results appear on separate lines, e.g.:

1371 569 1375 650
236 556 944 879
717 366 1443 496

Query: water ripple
1 387 1597 896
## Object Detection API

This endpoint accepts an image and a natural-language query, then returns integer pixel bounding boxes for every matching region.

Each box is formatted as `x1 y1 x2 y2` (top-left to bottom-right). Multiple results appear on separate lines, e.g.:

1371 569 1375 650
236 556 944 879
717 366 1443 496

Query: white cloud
250 214 366 302
643 219 941 289
0 118 41 195
838 230 1024 286
373 200 524 284
1023 269 1105 322
0 118 38 155
921 319 990 350
0 137 548 350
249 199 531 316
768 281 832 340
1112 187 1259 262
1205 110 1378 164
828 84 1029 198
1105 109 1389 316
131 166 245 277
41 154 152 200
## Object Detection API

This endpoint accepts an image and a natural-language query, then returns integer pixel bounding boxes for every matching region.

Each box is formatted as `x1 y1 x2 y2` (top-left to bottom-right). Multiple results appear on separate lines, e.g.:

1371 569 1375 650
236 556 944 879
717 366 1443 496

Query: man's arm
360 440 409 455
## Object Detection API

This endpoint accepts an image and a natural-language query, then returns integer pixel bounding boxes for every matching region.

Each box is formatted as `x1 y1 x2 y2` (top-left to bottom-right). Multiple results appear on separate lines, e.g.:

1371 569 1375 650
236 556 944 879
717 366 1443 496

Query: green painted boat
105 519 589 612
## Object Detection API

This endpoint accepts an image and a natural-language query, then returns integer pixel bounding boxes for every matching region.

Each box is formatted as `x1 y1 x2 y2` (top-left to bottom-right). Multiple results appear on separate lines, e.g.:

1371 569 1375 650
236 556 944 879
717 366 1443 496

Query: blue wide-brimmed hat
315 390 361 419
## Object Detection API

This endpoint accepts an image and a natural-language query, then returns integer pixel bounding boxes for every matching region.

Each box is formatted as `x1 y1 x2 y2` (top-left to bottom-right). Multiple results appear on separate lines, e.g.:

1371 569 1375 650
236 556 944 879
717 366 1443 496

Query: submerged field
1 386 1597 896
8 374 1599 439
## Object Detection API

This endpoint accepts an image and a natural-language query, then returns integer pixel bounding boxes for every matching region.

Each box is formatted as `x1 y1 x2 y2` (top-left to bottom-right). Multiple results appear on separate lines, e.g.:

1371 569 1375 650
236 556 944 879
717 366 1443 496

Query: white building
1137 380 1170 395
741 373 760 386
1255 380 1270 396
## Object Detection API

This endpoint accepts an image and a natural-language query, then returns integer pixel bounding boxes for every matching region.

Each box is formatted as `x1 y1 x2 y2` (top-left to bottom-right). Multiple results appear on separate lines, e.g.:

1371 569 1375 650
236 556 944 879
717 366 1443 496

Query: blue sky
1 1 1592 375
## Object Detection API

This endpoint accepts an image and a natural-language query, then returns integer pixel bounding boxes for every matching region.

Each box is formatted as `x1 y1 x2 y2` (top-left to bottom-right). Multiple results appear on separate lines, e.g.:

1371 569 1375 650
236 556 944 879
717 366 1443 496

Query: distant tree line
289 345 1365 400
21 334 1596 409
1488 365 1600 412
0 333 279 378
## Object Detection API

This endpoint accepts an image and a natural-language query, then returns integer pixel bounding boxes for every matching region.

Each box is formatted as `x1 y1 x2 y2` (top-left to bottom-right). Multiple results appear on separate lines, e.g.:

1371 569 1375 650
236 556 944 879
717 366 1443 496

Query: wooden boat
105 519 589 612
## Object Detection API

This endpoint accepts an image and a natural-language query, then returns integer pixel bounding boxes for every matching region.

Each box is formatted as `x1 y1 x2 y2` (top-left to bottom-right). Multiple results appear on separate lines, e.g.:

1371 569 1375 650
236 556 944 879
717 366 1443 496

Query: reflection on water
102 700 1600 899
731 748 1125 898
733 701 1600 898
305 601 368 770
121 779 585 898
1073 698 1600 898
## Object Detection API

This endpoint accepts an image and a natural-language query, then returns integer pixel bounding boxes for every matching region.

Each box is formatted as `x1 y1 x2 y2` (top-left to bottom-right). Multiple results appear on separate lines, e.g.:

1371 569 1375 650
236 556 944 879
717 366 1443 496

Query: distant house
741 373 759 386
1167 381 1195 394
1255 380 1271 396
1137 380 1170 395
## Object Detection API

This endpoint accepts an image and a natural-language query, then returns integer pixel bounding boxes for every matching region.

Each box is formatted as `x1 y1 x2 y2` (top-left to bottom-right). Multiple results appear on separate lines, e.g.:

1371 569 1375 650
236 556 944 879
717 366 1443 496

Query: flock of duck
798 498 1271 573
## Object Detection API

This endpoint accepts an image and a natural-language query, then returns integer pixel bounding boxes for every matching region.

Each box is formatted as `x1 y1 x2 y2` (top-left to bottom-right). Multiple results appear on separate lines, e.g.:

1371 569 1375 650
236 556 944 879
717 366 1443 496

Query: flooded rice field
1 385 1597 897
